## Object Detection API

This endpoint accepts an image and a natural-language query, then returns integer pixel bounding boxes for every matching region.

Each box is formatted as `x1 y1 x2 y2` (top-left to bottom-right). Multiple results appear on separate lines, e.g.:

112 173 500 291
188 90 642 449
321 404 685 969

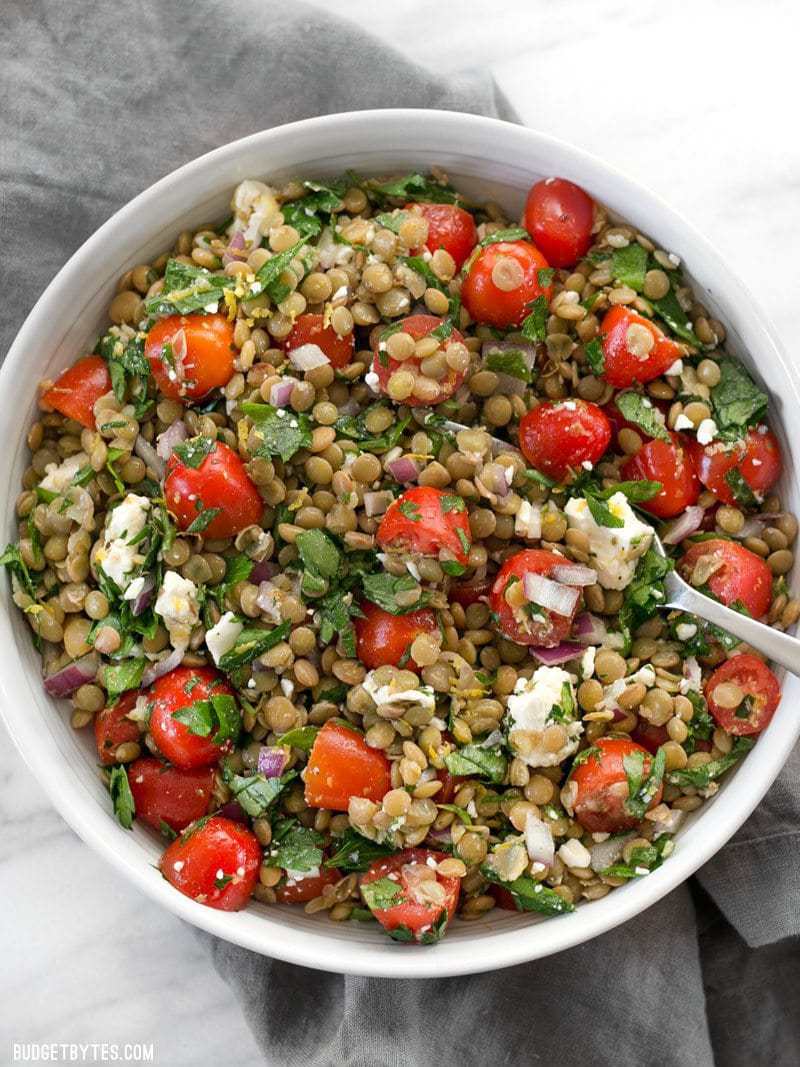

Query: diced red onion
425 826 453 846
478 729 504 749
131 573 155 616
142 646 184 687
496 373 528 397
221 230 247 267
590 833 633 873
288 344 330 372
523 571 580 617
43 653 99 697
386 457 420 484
218 801 249 825
133 436 164 479
660 506 705 545
255 581 283 620
529 642 585 665
573 612 608 646
249 559 279 584
269 379 296 408
156 420 187 460
524 812 555 867
257 746 289 778
364 490 395 517
551 563 598 587
683 656 702 692
337 397 361 417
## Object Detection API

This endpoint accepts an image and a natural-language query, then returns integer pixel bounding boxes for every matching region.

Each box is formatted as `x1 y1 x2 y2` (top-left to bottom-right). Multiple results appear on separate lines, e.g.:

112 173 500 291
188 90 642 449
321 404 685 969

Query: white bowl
1 109 797 978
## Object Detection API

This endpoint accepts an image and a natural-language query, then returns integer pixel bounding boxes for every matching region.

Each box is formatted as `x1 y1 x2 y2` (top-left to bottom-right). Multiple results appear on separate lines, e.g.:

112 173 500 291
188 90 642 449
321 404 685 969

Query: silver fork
411 410 800 674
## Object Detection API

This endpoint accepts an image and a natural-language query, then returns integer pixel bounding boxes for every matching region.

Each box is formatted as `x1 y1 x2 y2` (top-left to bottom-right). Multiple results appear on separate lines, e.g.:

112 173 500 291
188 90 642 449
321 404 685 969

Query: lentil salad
4 167 796 942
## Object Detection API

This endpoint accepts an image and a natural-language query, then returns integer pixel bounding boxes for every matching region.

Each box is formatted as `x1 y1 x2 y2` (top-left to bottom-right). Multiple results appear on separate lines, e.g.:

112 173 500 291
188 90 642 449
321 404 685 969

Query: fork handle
667 582 800 676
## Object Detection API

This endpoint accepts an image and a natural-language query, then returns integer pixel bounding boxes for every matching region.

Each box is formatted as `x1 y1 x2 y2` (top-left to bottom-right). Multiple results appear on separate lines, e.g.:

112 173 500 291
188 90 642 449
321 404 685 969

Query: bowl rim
1 107 798 978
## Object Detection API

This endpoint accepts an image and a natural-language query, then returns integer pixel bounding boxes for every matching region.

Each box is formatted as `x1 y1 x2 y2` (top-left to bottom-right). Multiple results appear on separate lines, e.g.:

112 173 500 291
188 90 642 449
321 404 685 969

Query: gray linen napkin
3 2 800 1064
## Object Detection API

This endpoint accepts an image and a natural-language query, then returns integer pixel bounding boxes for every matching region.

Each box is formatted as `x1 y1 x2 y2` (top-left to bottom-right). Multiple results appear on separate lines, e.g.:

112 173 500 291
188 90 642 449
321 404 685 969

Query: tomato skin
159 815 261 911
679 539 772 619
620 433 700 518
461 241 552 328
705 654 781 735
148 666 236 770
629 722 668 756
304 720 391 811
376 486 471 566
361 848 460 942
284 313 354 369
687 428 782 507
354 600 438 671
165 440 263 539
519 400 611 481
435 769 466 805
490 549 580 648
371 314 466 406
524 178 594 268
42 356 112 429
145 314 235 400
448 575 493 609
600 306 683 388
406 202 478 269
489 884 520 911
570 737 663 833
275 867 341 904
95 691 140 766
127 758 214 832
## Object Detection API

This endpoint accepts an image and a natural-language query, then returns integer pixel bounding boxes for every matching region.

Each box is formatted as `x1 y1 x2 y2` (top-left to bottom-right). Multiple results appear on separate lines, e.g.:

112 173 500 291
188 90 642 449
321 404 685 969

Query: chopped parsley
667 737 754 789
710 360 768 433
480 867 575 916
173 435 215 469
263 818 324 874
217 620 292 670
324 829 397 872
241 402 312 463
611 243 648 292
623 746 666 820
360 572 431 615
484 346 534 383
108 765 135 830
614 391 670 442
520 296 549 343
444 744 507 784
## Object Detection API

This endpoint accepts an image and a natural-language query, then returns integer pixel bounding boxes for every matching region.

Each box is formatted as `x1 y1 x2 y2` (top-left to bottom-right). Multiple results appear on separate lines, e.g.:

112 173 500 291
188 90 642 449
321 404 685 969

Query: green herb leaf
334 403 410 454
444 744 507 784
724 467 759 508
480 867 575 916
710 360 769 433
317 591 359 657
440 494 465 513
484 346 533 383
296 529 341 579
96 330 150 402
173 436 215 469
185 504 222 535
0 542 36 599
361 876 405 911
229 770 296 818
241 402 313 463
586 495 625 529
108 765 135 829
144 259 234 318
624 746 666 820
667 736 754 789
615 391 671 442
264 819 324 874
254 239 308 302
218 620 292 670
369 172 459 205
479 227 529 247
436 803 472 825
398 500 421 521
324 829 397 872
104 657 146 702
594 479 663 503
611 243 648 292
650 287 700 345
584 337 605 376
361 572 431 615
281 181 345 238
276 725 320 751
520 296 549 343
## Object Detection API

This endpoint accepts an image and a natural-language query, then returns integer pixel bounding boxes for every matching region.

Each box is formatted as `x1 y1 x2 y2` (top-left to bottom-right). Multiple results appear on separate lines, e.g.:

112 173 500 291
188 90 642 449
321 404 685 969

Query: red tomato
629 721 668 756
148 666 236 770
376 486 471 569
145 314 235 400
405 202 478 269
354 600 439 670
127 758 214 832
523 178 594 268
489 549 580 648
489 884 520 912
371 314 466 407
275 866 341 904
705 654 781 735
448 575 493 609
461 241 552 328
570 737 663 833
599 306 683 388
165 439 263 539
687 428 782 507
304 720 391 811
435 769 466 805
518 400 611 482
94 691 140 766
159 815 261 911
42 356 112 429
361 848 460 943
679 539 772 619
284 313 354 370
620 433 700 518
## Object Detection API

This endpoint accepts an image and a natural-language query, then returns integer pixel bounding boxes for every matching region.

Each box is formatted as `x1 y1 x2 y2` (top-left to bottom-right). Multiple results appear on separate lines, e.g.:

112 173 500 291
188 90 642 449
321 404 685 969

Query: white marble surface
3 1 800 1063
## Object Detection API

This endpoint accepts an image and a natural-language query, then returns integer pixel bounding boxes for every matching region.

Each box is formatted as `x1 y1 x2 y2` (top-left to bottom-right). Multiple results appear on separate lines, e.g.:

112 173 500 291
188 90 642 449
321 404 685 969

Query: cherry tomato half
705 654 781 735
448 575 493 609
570 737 663 833
285 313 354 370
304 720 391 811
148 666 236 770
461 241 553 328
354 599 439 671
165 439 263 539
519 399 611 482
127 758 214 832
371 314 467 407
159 815 261 911
94 691 140 766
490 549 580 648
599 306 683 388
679 538 772 619
42 356 112 429
376 487 471 569
361 848 460 943
145 313 235 400
620 432 700 518
688 427 782 507
275 866 342 904
406 202 478 269
523 177 594 268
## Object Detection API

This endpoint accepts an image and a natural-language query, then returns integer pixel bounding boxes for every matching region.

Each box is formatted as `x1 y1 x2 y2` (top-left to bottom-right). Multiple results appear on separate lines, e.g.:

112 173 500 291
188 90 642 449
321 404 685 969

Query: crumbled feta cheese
364 371 380 393
581 460 594 471
285 867 321 883
506 666 583 768
362 671 436 711
280 678 295 698
38 452 90 495
581 646 596 680
696 418 718 446
123 576 146 602
155 570 200 649
673 413 694 431
96 493 150 591
665 359 683 376
564 493 654 591
515 499 542 540
205 611 243 665
558 838 592 869
676 622 698 641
